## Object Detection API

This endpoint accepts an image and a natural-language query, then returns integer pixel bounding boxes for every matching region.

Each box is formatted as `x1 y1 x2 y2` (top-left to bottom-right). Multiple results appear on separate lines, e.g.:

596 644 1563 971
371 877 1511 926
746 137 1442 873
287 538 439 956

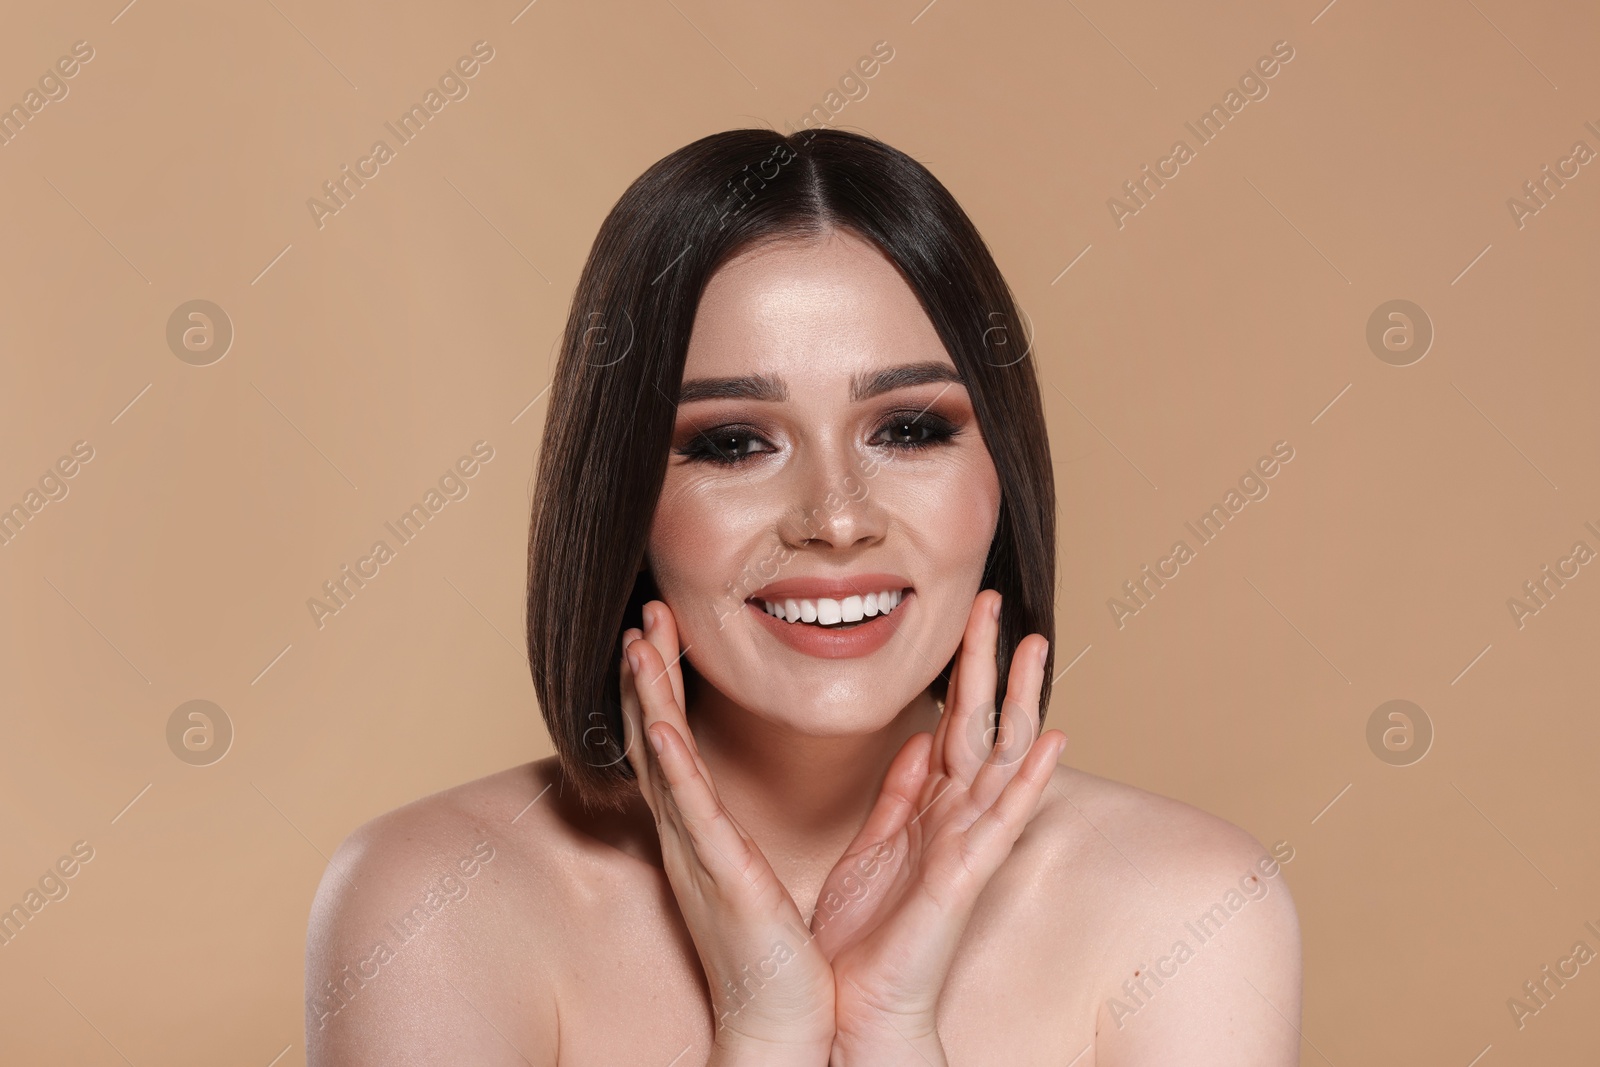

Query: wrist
709 1029 833 1067
830 1019 947 1067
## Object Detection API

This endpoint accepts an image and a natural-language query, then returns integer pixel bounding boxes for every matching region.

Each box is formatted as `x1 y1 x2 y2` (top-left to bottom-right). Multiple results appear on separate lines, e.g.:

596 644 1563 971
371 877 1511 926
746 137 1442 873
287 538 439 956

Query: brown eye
871 410 960 451
675 425 771 465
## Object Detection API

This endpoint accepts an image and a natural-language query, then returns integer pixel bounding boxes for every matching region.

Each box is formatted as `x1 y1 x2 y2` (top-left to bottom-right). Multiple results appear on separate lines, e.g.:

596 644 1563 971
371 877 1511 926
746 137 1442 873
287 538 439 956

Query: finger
626 633 724 811
627 620 723 790
647 718 766 888
626 637 701 847
840 732 932 860
969 634 1048 811
960 730 1066 881
618 629 655 798
929 644 961 772
811 735 929 940
945 590 1003 785
641 601 690 732
624 633 696 835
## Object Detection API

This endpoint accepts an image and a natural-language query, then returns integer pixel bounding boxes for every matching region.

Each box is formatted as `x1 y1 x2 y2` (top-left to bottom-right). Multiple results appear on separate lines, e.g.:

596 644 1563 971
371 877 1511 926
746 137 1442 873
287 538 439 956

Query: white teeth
756 588 904 626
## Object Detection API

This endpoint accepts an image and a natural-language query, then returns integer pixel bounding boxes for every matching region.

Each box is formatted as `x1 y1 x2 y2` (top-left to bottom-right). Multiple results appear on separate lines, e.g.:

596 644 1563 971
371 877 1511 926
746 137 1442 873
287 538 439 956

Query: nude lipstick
745 573 913 659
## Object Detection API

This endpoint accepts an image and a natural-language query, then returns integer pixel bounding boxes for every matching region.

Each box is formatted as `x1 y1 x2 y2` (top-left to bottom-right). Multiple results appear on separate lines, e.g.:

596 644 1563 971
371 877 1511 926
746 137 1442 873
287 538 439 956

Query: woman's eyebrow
677 360 965 405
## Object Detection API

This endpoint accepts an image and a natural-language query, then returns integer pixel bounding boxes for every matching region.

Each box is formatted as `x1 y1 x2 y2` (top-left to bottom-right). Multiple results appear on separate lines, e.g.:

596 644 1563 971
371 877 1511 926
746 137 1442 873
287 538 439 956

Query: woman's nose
777 444 882 550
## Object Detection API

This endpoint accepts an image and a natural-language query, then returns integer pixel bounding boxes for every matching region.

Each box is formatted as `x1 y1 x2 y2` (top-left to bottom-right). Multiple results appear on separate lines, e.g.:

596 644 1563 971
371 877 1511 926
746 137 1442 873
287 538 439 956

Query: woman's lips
746 589 912 659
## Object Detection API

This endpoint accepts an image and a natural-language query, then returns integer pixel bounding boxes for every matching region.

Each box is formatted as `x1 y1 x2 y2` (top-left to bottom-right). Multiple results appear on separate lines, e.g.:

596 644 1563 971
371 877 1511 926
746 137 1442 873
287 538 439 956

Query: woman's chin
731 692 925 738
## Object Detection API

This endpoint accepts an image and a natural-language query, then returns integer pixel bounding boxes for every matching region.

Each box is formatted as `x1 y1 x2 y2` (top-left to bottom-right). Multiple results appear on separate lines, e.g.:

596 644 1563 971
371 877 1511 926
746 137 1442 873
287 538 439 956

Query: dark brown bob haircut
526 127 1055 814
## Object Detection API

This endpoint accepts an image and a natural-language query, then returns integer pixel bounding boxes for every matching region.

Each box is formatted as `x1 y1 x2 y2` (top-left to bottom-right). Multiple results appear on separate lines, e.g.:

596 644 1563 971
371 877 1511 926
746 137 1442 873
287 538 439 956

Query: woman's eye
676 427 769 465
873 411 959 450
675 411 959 466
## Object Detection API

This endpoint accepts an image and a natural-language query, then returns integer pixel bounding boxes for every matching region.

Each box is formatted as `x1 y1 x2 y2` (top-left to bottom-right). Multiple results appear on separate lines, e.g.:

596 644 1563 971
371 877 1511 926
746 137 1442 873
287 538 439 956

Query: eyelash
675 410 961 466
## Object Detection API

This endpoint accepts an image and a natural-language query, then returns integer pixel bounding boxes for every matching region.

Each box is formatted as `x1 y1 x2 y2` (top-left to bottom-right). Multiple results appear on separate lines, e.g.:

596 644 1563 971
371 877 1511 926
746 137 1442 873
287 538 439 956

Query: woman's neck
682 685 944 910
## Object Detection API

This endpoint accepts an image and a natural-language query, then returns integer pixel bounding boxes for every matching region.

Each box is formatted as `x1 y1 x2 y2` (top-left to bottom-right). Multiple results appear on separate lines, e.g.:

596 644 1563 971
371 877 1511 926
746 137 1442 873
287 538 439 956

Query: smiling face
645 227 1003 736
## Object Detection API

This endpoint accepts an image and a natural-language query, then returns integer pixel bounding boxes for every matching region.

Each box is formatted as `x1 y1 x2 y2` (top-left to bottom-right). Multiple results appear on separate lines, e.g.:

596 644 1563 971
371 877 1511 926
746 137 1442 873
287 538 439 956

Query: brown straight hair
526 127 1055 814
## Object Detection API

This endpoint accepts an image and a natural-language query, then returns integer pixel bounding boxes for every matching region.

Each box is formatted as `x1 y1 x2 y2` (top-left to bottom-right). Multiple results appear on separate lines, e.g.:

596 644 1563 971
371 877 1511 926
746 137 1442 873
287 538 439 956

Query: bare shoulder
1021 764 1304 1065
1024 763 1297 899
305 757 585 1067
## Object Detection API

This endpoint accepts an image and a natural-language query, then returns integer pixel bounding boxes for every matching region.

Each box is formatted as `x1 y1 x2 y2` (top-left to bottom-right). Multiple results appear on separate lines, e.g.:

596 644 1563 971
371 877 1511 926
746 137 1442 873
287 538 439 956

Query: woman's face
646 227 1003 736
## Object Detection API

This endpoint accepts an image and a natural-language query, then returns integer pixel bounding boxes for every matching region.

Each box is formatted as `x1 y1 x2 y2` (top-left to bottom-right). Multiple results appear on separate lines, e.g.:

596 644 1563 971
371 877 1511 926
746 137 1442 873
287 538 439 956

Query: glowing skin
304 225 1303 1067
644 228 1002 860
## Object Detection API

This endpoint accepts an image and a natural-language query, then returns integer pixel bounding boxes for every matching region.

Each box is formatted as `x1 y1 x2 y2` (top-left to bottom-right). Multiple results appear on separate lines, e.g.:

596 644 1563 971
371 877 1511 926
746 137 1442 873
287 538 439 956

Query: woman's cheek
648 477 768 613
650 475 736 557
882 455 998 546
948 448 1003 549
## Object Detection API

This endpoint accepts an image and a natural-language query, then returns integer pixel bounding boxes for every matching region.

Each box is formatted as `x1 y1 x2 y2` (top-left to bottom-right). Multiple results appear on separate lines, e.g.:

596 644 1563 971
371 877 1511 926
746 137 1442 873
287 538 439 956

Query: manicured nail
991 594 1002 620
626 645 640 673
643 604 655 632
1037 641 1049 669
648 727 664 756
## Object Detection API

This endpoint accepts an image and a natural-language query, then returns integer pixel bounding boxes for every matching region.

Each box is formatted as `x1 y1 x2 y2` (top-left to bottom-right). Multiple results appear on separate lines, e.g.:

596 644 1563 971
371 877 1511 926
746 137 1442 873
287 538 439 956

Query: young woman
306 128 1302 1066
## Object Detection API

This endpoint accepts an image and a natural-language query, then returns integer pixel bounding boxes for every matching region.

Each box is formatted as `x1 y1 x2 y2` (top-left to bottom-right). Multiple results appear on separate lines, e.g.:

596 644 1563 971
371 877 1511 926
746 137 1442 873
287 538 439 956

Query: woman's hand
620 600 837 1065
808 589 1066 1063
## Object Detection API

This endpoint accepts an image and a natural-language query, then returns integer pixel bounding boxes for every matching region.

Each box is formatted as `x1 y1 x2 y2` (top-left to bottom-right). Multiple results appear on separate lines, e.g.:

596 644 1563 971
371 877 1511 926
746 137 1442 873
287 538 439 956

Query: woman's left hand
809 588 1066 1063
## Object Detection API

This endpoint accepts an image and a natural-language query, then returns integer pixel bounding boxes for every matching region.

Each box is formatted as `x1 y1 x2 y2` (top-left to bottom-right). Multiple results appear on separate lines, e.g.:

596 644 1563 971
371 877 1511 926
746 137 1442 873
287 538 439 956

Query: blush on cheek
646 483 766 624
884 452 1000 553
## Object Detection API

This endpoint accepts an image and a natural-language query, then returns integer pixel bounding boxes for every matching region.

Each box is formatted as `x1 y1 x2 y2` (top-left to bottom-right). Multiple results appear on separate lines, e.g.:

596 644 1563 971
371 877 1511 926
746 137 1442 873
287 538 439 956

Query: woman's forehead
685 234 949 381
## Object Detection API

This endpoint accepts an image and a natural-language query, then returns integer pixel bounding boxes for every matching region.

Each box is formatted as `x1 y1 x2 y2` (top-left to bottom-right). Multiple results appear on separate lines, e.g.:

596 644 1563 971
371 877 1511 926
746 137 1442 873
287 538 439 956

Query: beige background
2 0 1597 1062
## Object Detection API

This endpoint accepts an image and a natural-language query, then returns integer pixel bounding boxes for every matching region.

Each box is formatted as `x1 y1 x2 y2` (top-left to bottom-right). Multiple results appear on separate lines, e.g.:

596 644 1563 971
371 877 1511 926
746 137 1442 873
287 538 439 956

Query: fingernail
991 594 1002 620
643 605 654 632
626 645 640 673
1037 641 1049 669
648 727 664 755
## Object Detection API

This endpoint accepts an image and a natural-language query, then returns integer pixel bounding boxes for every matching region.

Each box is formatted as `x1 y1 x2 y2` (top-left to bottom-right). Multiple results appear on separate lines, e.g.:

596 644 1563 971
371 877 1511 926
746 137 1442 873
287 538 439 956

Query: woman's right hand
620 599 837 1064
